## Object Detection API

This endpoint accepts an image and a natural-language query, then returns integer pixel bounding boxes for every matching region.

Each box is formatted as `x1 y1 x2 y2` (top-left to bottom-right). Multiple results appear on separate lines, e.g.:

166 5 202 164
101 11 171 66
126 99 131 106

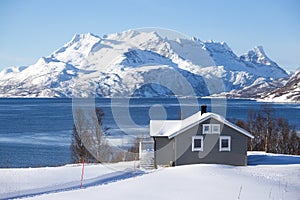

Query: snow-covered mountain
0 30 289 98
261 69 300 102
220 77 287 99
221 69 300 102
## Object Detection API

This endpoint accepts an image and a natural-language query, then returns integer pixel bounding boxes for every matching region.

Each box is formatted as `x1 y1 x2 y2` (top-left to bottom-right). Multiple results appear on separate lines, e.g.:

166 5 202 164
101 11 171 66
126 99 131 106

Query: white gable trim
150 112 254 139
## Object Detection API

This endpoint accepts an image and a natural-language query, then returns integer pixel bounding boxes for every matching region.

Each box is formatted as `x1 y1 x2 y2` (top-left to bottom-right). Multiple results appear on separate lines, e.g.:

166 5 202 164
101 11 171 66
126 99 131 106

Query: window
212 124 220 134
203 124 211 134
203 124 220 134
192 136 203 151
219 136 231 151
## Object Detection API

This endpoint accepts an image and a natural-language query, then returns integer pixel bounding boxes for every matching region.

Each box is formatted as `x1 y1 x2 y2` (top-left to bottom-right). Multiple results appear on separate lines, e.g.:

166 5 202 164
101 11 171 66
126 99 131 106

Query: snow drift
0 152 299 200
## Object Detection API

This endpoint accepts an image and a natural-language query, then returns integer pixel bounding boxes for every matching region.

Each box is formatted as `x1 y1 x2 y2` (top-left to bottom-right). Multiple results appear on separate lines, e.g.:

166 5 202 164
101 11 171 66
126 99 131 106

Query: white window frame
219 136 231 152
212 124 221 134
192 136 203 151
202 124 211 134
203 124 220 134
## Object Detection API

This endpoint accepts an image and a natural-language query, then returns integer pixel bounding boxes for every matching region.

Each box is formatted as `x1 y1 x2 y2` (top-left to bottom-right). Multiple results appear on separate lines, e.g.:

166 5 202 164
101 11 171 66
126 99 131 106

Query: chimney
201 105 207 115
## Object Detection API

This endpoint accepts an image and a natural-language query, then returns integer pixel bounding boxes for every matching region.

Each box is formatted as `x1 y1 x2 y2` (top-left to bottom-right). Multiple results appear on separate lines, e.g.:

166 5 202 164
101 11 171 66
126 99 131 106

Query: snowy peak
69 33 100 45
107 29 141 40
62 33 99 48
51 33 101 67
241 46 272 65
56 33 101 54
204 40 234 54
240 46 288 79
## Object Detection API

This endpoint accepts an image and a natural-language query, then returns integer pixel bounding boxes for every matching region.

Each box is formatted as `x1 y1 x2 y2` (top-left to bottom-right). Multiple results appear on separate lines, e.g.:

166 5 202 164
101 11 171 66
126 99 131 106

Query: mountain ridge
0 30 291 99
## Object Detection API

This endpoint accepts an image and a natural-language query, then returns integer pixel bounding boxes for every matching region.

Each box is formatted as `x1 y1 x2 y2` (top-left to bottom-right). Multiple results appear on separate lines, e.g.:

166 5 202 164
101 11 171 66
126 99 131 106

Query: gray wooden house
150 106 254 167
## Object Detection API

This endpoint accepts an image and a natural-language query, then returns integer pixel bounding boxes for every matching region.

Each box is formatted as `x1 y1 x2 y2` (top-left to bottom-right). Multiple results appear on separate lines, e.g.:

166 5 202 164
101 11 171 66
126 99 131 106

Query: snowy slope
1 152 299 200
222 76 289 99
0 162 141 199
0 30 289 98
261 69 300 102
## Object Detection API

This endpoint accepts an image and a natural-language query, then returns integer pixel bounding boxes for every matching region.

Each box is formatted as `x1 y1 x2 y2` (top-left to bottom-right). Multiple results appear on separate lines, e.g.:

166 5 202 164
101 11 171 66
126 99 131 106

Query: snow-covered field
1 152 300 200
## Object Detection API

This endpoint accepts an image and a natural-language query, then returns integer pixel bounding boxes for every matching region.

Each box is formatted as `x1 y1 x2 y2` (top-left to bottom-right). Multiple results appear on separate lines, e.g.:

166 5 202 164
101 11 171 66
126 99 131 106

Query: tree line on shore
233 105 300 155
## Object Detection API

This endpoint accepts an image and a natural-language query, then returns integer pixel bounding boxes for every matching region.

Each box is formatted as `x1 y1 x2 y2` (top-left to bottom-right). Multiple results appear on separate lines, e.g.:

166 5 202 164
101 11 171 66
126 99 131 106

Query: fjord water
0 98 299 168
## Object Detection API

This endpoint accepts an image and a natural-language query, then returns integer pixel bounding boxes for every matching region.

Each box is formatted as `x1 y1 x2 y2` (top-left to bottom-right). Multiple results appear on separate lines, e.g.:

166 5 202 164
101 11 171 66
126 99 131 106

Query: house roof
150 112 254 139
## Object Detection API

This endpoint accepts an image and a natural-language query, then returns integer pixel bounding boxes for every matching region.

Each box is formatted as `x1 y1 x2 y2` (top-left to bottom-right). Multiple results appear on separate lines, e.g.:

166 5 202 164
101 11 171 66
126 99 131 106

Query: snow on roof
150 112 254 139
150 120 182 137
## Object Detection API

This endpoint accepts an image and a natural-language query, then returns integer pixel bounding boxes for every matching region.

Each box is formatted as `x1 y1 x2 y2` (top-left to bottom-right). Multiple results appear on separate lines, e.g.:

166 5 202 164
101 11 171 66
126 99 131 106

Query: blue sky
0 0 299 72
